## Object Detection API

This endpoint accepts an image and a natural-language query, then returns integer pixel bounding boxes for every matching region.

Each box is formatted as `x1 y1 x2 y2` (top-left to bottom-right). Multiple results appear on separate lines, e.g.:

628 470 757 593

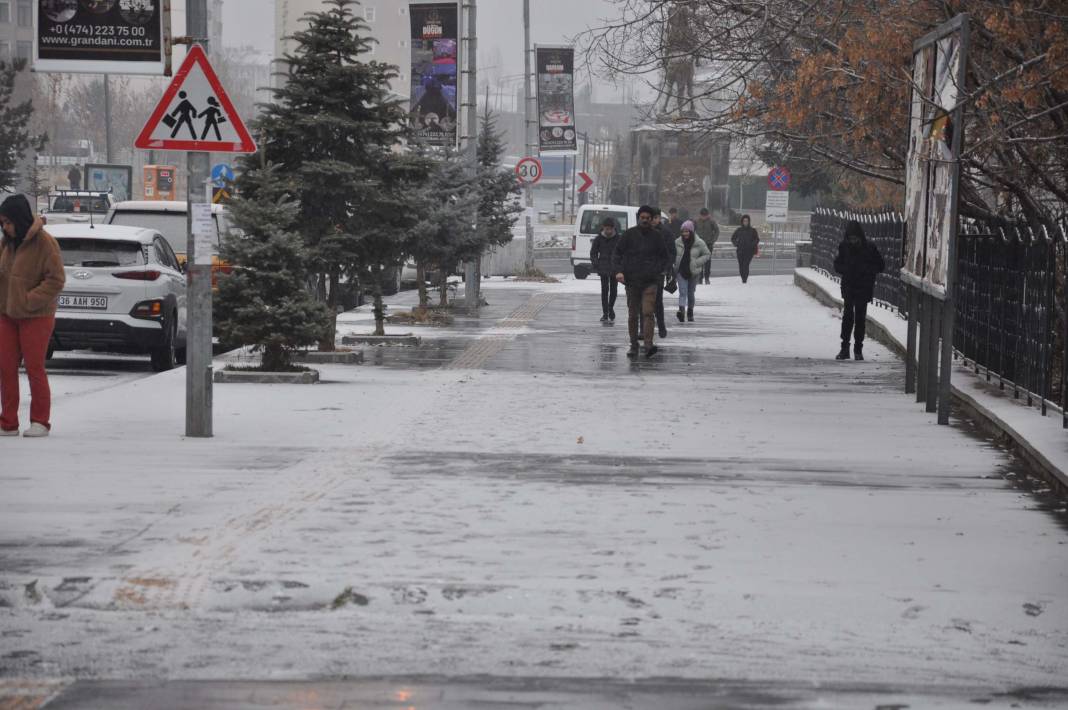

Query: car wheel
573 265 590 280
150 318 177 372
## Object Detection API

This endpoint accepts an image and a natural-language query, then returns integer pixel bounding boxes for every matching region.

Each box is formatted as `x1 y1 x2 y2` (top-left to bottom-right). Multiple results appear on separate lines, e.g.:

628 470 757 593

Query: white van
570 204 666 279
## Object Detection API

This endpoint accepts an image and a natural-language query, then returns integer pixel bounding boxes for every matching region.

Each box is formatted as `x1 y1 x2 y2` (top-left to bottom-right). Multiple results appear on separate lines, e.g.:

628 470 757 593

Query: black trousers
702 258 712 282
841 298 868 346
599 273 618 315
737 251 754 282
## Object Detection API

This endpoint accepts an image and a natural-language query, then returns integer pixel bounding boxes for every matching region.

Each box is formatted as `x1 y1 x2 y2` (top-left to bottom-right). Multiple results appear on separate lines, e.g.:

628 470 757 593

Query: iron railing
807 207 1068 426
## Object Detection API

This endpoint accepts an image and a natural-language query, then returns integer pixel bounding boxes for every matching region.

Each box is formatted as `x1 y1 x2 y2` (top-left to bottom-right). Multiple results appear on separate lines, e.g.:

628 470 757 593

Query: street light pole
103 74 113 164
462 0 479 308
522 0 535 272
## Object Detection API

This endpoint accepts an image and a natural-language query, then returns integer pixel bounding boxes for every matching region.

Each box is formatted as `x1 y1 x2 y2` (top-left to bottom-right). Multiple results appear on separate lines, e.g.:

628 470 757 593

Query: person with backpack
833 220 885 361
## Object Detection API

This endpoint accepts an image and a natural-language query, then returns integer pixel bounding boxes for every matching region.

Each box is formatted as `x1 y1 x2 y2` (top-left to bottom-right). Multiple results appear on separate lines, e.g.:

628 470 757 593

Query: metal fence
808 207 1068 425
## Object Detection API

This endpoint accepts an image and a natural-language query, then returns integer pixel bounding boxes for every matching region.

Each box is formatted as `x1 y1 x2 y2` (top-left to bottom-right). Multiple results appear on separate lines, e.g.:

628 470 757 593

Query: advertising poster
902 17 966 300
536 46 577 155
409 2 459 147
35 0 169 75
86 163 133 202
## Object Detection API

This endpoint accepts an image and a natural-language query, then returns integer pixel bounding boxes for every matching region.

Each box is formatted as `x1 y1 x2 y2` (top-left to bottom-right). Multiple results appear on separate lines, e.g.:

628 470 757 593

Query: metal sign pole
462 0 478 309
522 0 535 272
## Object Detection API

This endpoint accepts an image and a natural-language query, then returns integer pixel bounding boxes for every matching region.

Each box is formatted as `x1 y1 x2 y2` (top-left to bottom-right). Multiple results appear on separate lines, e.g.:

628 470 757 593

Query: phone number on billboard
46 24 149 37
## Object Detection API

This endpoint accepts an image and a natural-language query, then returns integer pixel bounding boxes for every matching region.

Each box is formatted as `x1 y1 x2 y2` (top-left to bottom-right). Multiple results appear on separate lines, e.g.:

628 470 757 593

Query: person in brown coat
0 194 65 437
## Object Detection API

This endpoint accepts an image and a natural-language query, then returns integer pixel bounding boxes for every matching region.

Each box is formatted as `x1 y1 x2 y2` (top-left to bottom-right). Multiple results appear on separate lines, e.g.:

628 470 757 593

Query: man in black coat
613 205 671 358
833 220 885 361
650 210 677 338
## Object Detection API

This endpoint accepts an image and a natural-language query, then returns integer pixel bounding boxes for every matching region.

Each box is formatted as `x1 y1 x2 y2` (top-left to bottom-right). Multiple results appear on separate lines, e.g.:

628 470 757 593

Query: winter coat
694 217 720 246
731 225 760 257
666 218 684 239
612 225 671 288
660 224 678 265
834 238 885 303
589 231 620 275
674 235 711 278
0 217 65 320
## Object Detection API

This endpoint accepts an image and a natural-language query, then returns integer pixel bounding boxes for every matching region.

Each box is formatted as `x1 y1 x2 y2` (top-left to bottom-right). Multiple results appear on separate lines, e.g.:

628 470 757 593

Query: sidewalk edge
794 267 1068 496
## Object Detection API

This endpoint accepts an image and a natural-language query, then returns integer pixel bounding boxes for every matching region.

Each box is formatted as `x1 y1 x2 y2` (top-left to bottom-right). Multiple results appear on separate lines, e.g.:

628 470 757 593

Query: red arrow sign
577 171 593 193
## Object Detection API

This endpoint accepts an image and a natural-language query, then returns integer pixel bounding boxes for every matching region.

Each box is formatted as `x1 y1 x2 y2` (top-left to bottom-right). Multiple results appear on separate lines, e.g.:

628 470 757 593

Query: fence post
906 285 918 394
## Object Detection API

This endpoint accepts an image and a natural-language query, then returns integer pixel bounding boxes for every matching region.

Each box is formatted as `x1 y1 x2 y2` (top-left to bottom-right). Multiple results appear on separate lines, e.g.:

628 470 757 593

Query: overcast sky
220 0 630 101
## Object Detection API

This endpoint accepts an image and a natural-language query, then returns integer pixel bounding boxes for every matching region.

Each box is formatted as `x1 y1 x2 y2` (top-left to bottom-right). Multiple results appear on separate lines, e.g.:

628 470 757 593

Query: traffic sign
211 163 235 188
577 171 593 193
515 157 543 185
135 45 257 154
765 190 790 223
768 166 791 191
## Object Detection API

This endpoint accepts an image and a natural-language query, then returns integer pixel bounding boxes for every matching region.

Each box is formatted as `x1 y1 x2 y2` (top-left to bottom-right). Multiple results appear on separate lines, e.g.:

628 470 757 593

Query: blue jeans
676 274 698 310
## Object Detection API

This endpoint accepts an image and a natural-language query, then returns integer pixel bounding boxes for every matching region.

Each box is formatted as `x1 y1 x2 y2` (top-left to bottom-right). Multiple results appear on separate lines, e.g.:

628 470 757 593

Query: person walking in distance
651 210 677 338
694 208 719 284
0 195 65 437
674 220 711 322
67 165 81 191
613 206 670 359
730 214 760 283
834 220 885 361
590 217 621 322
666 207 683 239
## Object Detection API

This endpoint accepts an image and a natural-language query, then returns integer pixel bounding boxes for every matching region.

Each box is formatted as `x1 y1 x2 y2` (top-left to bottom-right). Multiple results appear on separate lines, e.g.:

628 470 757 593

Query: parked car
569 204 667 279
48 224 187 372
41 190 114 226
105 200 232 267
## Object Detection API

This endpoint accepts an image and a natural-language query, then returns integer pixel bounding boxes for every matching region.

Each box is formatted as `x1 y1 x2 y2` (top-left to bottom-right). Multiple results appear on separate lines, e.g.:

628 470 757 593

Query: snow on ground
0 275 1065 693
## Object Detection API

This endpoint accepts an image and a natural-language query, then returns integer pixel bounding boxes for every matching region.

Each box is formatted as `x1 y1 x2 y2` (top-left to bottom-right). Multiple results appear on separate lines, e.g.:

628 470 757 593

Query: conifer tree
253 0 411 348
475 107 523 257
215 163 332 371
0 61 45 192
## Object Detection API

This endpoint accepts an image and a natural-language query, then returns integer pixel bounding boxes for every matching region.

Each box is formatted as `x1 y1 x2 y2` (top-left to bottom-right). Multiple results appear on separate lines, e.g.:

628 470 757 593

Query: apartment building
1 0 35 63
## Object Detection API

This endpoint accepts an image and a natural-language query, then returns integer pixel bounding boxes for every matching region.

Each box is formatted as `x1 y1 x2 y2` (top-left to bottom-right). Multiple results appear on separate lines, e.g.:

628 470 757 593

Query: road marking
446 293 554 370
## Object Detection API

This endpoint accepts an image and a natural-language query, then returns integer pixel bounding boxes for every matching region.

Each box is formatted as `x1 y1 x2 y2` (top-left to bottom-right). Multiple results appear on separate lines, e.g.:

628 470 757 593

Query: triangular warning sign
135 44 257 154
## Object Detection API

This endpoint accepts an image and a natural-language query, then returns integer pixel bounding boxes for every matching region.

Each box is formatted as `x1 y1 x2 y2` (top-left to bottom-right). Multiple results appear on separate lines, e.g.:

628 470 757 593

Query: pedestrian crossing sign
135 44 256 154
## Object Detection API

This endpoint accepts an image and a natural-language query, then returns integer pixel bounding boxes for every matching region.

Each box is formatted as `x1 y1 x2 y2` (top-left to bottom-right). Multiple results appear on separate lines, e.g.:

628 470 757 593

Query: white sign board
192 203 216 265
765 190 790 223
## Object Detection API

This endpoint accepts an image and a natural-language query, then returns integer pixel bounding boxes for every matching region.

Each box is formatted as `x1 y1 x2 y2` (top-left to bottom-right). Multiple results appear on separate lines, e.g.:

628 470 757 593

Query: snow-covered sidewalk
1 275 1066 701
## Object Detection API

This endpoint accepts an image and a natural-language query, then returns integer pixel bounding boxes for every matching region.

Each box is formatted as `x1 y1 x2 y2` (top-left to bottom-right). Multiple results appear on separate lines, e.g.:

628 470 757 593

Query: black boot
854 344 864 361
687 307 694 322
609 308 616 321
626 342 639 358
600 312 608 322
835 343 851 360
645 344 659 358
676 309 685 323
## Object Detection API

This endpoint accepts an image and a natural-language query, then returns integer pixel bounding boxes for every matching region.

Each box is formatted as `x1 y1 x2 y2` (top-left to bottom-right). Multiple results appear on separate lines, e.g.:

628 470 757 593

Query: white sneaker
22 423 49 438
0 428 18 437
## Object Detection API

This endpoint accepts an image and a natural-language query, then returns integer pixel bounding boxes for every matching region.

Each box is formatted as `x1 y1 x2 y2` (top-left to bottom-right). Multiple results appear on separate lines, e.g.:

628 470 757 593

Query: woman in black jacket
730 215 760 283
833 220 885 360
589 217 620 321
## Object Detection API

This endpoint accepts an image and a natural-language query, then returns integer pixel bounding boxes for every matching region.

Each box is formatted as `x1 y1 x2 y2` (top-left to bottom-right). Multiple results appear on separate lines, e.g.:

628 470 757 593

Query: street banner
85 163 133 202
536 45 577 155
902 15 969 300
34 0 170 75
408 2 459 147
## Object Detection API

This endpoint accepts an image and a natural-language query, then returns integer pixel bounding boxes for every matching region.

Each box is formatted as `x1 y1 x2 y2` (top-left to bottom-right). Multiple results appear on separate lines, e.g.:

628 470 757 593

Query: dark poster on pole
409 2 459 147
536 46 577 154
35 0 168 75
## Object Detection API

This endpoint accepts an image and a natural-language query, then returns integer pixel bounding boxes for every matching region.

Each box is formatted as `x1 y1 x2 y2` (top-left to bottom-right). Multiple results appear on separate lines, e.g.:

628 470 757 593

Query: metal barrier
808 207 1068 426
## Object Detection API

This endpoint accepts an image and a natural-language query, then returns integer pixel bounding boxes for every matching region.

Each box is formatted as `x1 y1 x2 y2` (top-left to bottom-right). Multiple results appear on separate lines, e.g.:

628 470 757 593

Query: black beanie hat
637 205 655 218
844 220 865 240
0 194 35 241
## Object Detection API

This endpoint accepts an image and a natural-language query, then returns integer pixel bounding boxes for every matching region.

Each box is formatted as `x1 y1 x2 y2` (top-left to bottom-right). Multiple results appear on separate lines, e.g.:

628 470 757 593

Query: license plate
59 295 108 310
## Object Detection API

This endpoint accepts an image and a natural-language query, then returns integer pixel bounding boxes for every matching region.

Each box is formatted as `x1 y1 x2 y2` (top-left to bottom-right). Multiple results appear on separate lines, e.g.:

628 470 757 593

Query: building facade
1 0 35 63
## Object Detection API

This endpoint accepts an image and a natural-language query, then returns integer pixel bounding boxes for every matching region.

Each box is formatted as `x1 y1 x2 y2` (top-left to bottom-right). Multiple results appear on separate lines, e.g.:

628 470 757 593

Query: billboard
536 46 577 155
902 16 969 300
34 0 170 75
85 163 133 202
409 2 459 147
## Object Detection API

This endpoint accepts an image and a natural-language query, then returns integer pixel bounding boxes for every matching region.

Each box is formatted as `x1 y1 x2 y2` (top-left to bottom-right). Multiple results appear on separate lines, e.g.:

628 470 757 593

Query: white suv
48 224 187 371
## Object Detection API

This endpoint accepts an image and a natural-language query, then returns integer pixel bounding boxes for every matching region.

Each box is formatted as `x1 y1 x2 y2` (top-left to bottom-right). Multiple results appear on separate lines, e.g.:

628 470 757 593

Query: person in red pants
0 194 65 437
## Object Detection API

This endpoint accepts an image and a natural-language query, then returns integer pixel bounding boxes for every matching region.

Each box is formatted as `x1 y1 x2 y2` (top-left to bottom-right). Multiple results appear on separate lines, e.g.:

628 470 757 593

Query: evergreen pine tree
215 163 332 371
476 107 523 255
253 0 410 348
0 60 45 192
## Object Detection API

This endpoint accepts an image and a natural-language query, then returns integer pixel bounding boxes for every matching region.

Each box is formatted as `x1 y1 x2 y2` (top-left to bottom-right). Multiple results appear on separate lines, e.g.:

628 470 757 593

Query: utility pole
462 0 479 309
522 0 535 272
103 75 113 164
560 156 567 223
185 0 213 438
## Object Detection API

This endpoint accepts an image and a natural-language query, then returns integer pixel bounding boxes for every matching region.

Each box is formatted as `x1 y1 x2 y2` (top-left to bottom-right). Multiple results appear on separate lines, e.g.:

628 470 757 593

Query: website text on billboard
35 0 168 75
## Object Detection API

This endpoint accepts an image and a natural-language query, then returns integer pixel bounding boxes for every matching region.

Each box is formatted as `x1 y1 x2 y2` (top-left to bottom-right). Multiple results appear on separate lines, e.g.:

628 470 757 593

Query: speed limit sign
515 157 543 185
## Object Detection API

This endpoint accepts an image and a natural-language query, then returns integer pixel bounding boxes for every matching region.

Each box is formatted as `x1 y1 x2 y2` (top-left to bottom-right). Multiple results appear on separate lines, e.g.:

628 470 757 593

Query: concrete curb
213 369 320 384
292 350 364 365
794 268 1068 495
341 335 421 346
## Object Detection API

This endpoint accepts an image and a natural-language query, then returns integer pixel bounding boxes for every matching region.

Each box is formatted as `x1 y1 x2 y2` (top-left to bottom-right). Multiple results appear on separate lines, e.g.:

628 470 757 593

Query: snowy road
1 275 1066 709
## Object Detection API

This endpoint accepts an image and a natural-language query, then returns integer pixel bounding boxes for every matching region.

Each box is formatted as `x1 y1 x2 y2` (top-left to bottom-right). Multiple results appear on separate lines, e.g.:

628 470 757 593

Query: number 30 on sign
515 157 542 185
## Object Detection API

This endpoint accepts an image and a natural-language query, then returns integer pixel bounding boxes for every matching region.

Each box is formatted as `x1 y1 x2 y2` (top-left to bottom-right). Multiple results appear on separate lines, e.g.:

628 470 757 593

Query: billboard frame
534 44 578 156
84 162 134 202
407 1 461 149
